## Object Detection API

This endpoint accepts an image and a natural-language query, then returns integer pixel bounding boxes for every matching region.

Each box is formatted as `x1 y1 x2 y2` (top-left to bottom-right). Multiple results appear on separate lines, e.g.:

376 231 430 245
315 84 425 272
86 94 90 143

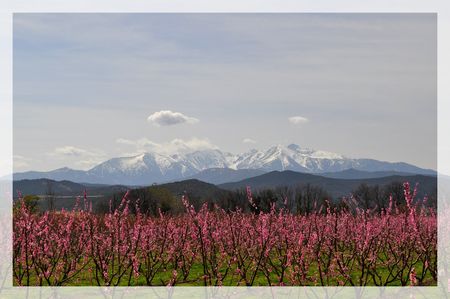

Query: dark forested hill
219 170 436 199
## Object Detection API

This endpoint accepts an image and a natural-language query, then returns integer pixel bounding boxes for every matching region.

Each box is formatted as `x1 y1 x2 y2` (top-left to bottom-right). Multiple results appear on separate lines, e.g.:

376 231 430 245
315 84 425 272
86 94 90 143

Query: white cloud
116 138 159 148
49 146 107 169
53 146 89 156
116 137 217 155
77 159 105 169
116 137 159 154
288 116 309 125
243 138 257 144
147 110 199 126
170 138 218 152
13 155 31 171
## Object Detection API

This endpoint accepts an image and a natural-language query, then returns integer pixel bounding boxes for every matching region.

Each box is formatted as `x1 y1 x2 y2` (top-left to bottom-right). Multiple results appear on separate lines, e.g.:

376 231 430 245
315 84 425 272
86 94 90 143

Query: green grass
14 258 436 286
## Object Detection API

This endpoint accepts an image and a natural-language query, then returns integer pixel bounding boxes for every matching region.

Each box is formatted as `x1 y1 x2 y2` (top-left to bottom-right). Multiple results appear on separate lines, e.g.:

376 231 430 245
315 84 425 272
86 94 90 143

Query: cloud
77 159 105 169
116 137 218 155
49 146 106 169
53 146 89 156
116 138 159 148
170 138 218 152
288 116 309 125
147 110 199 126
13 155 31 170
243 138 257 144
116 137 158 153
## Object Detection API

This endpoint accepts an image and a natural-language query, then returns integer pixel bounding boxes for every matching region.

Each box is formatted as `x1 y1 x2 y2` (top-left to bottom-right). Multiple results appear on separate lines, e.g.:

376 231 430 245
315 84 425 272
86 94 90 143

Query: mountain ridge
12 144 436 185
218 170 437 199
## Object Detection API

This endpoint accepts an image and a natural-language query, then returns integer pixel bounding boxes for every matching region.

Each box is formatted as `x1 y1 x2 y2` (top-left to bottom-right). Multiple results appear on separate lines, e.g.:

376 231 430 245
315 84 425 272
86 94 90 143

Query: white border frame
1 1 449 298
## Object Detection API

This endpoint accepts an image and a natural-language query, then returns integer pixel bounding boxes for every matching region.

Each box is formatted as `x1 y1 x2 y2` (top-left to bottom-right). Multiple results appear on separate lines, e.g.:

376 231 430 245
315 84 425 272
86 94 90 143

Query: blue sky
13 13 437 171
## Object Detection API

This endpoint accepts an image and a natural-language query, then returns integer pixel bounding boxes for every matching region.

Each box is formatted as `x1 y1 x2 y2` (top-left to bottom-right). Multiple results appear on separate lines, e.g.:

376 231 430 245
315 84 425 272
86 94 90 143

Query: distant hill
14 178 86 197
185 168 266 185
13 177 230 212
154 179 229 202
219 170 437 199
13 178 128 212
13 178 128 199
101 179 232 214
318 168 421 180
12 167 90 183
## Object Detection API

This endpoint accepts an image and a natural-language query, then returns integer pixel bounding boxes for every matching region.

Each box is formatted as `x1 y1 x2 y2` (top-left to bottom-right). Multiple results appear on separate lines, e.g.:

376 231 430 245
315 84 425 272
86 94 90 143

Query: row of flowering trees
13 183 437 286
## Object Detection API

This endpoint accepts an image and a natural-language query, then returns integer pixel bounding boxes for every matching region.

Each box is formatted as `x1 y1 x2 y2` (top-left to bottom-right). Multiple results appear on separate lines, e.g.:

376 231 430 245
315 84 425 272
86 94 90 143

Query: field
13 183 437 286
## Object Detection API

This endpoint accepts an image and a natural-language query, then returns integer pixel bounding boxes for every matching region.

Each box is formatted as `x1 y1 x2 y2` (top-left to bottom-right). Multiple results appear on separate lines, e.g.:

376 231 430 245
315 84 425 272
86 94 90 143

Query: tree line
15 179 436 216
91 181 436 216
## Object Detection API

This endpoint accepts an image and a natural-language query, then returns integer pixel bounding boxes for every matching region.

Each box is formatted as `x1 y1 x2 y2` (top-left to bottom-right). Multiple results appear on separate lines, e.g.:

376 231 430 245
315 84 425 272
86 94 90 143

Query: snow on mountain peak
86 144 360 183
115 153 148 171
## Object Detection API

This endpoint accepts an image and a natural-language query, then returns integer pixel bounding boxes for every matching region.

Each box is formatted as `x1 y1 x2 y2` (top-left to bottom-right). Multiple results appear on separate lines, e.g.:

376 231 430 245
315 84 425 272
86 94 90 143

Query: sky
12 13 437 172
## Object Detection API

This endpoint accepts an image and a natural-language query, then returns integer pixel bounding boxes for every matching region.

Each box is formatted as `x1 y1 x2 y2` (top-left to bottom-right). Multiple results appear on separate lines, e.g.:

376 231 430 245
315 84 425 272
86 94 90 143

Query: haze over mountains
12 144 435 185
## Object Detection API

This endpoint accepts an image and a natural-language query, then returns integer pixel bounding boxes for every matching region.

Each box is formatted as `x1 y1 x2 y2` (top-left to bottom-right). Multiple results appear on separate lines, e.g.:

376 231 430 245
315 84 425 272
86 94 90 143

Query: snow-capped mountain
230 144 345 172
86 150 233 184
12 144 436 185
233 144 434 175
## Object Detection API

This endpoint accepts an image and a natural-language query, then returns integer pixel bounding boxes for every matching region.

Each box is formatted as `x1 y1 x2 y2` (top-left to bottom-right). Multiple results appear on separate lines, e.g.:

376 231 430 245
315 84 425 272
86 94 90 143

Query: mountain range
12 144 436 185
